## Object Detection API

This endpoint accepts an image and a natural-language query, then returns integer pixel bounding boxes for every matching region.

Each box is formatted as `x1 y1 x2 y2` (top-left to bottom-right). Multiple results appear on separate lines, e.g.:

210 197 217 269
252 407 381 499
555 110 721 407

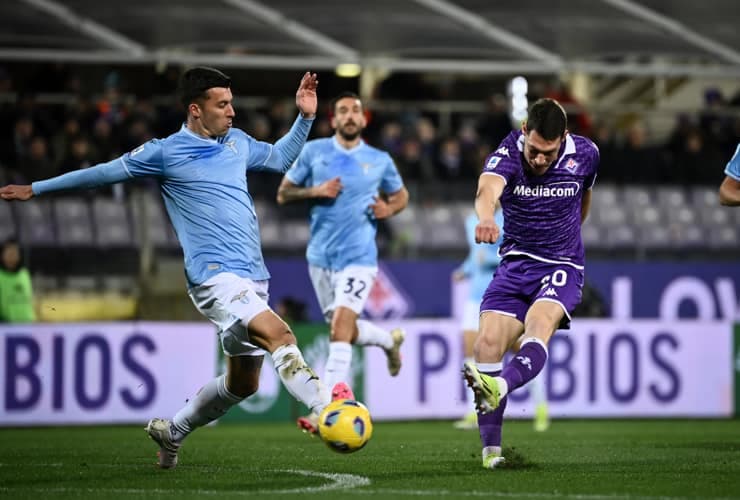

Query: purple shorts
480 256 584 329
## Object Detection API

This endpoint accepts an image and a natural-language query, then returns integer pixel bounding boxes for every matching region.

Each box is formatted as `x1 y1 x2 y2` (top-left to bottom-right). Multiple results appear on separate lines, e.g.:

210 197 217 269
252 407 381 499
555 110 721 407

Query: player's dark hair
330 91 362 113
178 67 231 108
526 98 567 140
0 237 23 272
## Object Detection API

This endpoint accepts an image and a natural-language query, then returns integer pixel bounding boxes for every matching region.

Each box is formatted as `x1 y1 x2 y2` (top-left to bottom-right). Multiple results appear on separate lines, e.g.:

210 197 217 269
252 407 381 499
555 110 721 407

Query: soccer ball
318 399 373 453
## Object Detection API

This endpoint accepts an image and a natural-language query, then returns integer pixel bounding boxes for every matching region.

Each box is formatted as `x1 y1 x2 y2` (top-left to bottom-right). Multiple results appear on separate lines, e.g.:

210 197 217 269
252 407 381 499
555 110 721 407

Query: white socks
171 374 242 442
356 320 393 349
530 374 546 405
324 341 353 392
272 344 330 416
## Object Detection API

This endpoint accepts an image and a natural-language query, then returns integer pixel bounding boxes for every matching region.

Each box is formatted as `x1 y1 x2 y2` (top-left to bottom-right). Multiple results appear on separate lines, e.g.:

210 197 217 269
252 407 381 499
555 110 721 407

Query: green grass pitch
1 419 738 499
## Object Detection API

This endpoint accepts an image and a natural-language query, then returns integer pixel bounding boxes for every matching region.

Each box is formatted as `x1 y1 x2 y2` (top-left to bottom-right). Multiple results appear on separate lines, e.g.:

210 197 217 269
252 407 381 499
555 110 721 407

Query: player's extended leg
328 265 404 377
248 309 331 416
496 301 562 400
146 355 262 469
463 310 524 469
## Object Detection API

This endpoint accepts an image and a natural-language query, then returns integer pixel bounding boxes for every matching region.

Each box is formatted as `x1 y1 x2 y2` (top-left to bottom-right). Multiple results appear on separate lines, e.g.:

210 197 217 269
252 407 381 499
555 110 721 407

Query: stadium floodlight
508 76 529 126
335 63 362 78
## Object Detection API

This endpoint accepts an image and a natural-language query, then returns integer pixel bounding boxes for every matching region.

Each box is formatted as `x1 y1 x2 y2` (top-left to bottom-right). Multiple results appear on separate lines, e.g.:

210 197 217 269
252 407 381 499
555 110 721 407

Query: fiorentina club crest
363 265 413 319
564 158 579 172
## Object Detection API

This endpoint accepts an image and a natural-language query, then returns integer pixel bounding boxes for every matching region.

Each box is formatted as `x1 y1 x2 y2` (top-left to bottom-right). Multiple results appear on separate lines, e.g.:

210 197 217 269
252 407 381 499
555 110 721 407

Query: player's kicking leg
146 355 260 468
147 274 332 467
463 306 524 469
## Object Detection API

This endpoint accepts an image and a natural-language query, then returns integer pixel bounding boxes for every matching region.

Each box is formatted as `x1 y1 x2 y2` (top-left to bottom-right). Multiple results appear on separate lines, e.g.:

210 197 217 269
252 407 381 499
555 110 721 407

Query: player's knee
329 312 355 342
473 331 507 361
329 323 354 342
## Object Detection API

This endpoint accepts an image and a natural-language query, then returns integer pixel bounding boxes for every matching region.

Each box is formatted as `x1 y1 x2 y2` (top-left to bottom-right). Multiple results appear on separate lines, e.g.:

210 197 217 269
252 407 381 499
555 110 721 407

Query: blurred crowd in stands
1 64 738 202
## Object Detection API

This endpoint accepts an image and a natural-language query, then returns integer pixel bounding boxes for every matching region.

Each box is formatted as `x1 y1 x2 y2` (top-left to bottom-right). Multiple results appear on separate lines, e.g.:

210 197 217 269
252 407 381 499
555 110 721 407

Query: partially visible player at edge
277 91 408 434
463 98 599 469
719 143 740 206
0 67 342 468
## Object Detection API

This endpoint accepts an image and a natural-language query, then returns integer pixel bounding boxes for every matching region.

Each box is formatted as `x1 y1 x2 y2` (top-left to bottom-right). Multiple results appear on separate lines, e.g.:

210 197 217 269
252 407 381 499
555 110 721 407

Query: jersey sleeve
380 153 404 193
284 143 313 186
481 152 517 184
121 139 165 177
245 115 313 173
725 144 740 180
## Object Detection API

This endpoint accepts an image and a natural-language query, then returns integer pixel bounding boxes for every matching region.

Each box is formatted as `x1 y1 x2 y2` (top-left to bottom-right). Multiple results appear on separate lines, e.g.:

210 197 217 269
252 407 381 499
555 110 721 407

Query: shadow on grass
498 447 539 470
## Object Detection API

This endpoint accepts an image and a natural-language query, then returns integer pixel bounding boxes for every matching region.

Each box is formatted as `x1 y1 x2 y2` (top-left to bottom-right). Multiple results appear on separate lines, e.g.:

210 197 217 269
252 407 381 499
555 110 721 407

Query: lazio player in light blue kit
0 67 337 468
719 144 740 206
277 92 409 434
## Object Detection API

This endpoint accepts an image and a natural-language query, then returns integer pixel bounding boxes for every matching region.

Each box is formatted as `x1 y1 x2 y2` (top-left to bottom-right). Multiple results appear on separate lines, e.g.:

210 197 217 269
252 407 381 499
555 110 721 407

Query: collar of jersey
332 135 365 154
180 123 225 144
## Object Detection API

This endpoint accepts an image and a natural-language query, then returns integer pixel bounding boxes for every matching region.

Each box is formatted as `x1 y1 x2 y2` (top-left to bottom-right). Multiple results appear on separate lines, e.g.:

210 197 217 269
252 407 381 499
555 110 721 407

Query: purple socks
500 339 548 393
477 369 507 448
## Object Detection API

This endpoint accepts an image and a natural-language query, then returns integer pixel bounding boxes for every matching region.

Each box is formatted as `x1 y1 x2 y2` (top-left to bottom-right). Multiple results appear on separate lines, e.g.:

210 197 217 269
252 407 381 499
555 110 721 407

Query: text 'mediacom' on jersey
512 181 580 198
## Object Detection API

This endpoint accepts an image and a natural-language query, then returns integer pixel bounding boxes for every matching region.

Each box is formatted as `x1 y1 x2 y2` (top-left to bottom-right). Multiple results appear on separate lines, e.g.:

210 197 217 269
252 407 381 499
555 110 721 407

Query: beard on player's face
337 122 362 141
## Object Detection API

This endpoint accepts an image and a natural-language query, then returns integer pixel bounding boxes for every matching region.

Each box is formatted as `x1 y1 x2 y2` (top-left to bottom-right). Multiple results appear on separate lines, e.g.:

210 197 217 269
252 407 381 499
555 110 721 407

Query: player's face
191 87 235 137
521 126 564 176
332 97 366 141
1 243 20 270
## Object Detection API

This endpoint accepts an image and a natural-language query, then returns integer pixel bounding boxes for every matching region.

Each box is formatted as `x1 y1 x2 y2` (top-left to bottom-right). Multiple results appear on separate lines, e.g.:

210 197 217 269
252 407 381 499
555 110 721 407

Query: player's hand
475 219 500 244
369 196 393 219
296 72 318 119
0 184 34 201
316 177 342 198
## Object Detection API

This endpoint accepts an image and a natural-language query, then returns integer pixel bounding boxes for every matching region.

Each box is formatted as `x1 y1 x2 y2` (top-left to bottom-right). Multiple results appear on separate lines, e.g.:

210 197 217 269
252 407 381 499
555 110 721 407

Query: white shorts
308 264 378 322
462 300 481 332
188 272 271 357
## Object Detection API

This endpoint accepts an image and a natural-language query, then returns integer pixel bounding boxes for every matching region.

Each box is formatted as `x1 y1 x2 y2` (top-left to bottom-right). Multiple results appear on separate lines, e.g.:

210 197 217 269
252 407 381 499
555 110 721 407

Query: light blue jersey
726 144 740 181
286 137 404 270
32 116 313 286
458 209 504 301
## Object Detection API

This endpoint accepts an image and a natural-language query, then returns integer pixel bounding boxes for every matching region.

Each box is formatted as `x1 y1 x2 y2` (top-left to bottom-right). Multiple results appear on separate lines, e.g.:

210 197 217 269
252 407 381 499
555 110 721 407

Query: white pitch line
0 468 370 496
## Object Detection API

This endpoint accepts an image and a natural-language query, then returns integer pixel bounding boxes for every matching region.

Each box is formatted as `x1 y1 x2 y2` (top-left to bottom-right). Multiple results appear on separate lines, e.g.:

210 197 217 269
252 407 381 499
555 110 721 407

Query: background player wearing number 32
277 91 409 434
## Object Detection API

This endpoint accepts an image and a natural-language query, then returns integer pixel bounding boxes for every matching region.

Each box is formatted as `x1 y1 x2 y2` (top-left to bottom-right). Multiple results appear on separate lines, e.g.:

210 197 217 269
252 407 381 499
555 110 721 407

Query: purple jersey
481 131 599 268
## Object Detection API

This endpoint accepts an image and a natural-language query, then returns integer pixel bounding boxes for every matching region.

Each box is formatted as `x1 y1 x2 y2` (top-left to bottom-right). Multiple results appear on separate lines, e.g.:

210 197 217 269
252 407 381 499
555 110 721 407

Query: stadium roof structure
2 0 740 78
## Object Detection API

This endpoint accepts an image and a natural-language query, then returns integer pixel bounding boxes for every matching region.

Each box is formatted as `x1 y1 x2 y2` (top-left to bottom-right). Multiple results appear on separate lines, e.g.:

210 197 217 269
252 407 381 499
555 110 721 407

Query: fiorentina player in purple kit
462 98 599 469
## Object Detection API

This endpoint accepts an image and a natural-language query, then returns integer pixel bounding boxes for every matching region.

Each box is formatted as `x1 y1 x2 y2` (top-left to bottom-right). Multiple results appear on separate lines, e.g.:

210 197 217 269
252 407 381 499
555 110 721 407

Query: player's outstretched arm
474 174 504 244
719 175 740 206
1 159 130 201
0 184 34 201
276 177 342 204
